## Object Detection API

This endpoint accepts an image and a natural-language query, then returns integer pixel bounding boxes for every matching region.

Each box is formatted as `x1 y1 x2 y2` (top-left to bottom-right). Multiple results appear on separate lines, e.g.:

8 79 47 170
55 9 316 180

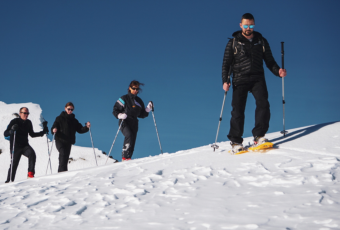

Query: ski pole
88 124 98 166
280 42 288 137
45 135 53 175
211 62 232 152
105 120 123 165
42 120 53 175
211 91 228 151
46 133 55 175
10 131 16 182
151 103 163 154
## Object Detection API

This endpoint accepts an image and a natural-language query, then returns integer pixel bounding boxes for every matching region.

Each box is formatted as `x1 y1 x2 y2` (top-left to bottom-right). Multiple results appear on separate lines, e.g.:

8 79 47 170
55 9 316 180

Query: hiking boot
27 172 34 178
254 136 269 146
231 142 245 155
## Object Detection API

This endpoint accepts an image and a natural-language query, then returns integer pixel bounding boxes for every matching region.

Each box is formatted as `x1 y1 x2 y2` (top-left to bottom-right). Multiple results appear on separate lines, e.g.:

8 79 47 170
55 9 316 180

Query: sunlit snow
1 101 339 229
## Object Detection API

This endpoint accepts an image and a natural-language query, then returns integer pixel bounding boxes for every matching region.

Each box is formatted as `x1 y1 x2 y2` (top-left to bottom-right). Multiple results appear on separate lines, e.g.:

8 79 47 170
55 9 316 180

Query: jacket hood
60 111 75 119
18 117 29 123
232 30 263 40
128 92 137 100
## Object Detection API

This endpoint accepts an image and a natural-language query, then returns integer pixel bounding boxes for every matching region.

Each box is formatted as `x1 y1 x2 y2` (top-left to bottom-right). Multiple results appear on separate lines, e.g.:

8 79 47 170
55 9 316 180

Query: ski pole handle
150 101 154 112
281 42 284 69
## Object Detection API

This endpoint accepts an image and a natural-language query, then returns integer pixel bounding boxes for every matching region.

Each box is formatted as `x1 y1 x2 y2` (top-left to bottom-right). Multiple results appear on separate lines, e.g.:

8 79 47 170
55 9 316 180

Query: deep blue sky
1 1 339 160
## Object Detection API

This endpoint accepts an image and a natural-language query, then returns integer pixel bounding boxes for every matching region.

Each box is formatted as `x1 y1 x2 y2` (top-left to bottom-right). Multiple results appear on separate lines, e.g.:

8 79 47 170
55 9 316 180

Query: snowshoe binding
230 142 248 155
248 136 273 151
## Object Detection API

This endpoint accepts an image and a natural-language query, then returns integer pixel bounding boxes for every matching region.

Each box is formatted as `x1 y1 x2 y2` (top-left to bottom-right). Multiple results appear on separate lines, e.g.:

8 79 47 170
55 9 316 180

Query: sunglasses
67 108 74 111
131 87 140 91
242 25 255 29
20 112 30 115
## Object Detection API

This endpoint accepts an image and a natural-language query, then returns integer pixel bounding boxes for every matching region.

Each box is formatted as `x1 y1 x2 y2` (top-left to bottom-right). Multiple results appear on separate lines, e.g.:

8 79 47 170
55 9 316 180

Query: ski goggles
242 25 255 29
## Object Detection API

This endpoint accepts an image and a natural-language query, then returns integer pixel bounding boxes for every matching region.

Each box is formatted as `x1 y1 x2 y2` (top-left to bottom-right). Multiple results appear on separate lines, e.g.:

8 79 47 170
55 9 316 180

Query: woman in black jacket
51 102 90 172
113 80 153 161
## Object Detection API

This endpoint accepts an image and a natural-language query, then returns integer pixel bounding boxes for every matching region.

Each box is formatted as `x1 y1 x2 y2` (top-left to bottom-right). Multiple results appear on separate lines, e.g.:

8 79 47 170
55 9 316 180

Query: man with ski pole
222 13 287 154
4 107 48 182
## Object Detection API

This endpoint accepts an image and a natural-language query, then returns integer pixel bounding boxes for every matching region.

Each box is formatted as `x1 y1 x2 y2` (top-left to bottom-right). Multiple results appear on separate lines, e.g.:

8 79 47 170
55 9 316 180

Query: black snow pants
227 78 270 144
120 119 139 159
56 140 72 172
6 145 36 182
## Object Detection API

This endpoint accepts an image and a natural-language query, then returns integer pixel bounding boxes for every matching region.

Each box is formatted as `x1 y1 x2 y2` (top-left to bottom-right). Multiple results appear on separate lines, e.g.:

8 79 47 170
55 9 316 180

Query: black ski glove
42 121 49 134
11 124 18 131
43 126 49 134
9 124 18 135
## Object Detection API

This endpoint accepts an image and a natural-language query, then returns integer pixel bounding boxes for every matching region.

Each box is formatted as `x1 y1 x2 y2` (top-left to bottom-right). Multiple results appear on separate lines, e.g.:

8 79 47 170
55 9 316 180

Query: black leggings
56 140 72 172
6 145 36 182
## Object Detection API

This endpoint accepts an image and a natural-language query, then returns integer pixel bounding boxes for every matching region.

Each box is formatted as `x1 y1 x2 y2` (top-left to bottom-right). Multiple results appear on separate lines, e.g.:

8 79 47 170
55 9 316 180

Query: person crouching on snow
51 102 90 173
113 80 153 161
4 107 48 182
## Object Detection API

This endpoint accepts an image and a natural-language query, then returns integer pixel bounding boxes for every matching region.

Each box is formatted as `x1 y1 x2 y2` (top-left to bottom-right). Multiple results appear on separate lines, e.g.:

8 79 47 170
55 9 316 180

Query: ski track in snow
1 101 340 229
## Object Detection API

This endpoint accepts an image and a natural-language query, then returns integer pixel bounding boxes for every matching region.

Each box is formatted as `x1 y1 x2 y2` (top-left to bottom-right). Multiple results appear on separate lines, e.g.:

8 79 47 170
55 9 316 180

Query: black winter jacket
51 111 89 144
222 31 280 84
113 92 149 123
4 118 45 150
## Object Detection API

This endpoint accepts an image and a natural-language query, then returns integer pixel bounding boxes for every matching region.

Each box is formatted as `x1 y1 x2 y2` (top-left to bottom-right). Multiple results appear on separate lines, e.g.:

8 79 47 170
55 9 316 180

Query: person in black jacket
3 107 48 182
222 13 287 154
113 80 153 161
51 102 90 172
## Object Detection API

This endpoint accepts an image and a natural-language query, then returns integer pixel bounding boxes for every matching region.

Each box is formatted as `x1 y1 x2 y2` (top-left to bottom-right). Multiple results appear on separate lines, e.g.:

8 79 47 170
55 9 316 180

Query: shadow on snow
272 121 339 146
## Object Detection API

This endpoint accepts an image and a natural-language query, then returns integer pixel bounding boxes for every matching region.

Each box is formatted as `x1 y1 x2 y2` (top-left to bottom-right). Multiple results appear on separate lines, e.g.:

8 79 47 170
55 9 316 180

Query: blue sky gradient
1 0 339 159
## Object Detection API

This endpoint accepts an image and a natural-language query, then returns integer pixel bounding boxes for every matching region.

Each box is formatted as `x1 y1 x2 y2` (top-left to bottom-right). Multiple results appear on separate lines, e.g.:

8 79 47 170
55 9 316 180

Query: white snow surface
0 101 340 230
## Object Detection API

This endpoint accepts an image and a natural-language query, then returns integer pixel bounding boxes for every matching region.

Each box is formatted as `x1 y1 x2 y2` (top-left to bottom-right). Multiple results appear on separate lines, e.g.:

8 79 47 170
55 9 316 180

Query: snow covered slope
1 101 340 229
0 102 116 182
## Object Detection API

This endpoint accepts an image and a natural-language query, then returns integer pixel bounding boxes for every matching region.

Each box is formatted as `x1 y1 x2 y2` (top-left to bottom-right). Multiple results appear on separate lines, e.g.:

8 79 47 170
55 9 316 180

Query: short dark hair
19 107 29 113
128 80 144 94
241 13 255 23
65 102 74 108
